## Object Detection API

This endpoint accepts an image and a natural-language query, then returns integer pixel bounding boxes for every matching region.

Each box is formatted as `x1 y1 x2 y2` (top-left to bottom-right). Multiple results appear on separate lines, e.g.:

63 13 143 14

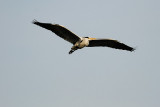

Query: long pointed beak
89 38 96 40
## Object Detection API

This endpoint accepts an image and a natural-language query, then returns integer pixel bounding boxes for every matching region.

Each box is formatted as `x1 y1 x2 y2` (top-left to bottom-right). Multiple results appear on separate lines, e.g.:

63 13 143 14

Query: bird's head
84 37 89 38
84 37 96 40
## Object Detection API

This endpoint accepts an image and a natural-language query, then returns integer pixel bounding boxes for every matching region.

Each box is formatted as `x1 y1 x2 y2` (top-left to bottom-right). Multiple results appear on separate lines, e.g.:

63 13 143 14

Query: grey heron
33 20 135 54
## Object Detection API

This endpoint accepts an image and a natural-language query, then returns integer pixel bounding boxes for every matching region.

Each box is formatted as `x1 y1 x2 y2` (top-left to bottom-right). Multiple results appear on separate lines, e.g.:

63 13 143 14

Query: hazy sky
0 0 160 107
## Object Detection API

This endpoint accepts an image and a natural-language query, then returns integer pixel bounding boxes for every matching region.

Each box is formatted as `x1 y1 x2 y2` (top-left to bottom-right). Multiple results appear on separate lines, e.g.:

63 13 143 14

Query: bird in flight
33 20 135 54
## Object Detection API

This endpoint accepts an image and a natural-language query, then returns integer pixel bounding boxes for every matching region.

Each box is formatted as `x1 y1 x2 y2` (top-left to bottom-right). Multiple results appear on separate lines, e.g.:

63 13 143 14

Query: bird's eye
84 37 89 38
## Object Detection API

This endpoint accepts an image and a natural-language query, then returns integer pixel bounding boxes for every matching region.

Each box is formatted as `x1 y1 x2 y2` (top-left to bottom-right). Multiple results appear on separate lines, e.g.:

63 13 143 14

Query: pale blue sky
0 0 160 107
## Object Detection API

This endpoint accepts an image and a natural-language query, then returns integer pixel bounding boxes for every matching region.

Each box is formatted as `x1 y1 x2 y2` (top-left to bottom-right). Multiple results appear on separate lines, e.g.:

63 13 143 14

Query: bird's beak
89 38 96 40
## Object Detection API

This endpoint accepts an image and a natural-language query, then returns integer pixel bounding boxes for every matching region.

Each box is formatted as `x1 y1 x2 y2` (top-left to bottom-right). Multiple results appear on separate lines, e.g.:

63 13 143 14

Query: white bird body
33 20 135 54
76 37 89 48
69 37 90 54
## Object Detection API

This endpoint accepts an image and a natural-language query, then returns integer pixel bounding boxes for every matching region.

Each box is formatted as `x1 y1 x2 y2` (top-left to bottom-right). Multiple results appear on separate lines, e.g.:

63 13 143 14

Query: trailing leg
68 46 78 54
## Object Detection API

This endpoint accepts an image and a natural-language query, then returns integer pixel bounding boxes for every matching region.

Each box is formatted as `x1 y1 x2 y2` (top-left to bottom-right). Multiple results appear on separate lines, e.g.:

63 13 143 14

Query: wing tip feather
130 47 136 52
32 19 39 25
130 48 135 52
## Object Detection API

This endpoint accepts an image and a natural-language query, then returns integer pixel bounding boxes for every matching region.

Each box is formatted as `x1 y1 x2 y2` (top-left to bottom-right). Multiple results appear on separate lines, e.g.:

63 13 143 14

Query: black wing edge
32 19 41 26
114 41 136 52
32 19 54 31
32 19 38 24
130 46 136 52
88 39 136 52
32 19 80 44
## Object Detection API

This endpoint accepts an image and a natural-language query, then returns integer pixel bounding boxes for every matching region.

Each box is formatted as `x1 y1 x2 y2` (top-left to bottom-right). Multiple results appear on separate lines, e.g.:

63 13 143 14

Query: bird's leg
69 49 75 54
69 46 78 54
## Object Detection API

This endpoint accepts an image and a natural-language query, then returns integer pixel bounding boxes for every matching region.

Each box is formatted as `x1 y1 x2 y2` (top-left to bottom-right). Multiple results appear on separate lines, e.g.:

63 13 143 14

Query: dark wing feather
88 39 135 51
33 20 80 44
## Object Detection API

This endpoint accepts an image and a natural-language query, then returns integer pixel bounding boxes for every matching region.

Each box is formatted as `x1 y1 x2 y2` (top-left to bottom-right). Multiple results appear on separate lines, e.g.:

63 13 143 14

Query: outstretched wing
88 38 135 51
33 20 80 44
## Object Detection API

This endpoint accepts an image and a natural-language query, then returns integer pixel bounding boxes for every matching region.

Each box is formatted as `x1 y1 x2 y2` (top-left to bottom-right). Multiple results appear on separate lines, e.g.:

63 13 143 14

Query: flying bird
33 20 135 54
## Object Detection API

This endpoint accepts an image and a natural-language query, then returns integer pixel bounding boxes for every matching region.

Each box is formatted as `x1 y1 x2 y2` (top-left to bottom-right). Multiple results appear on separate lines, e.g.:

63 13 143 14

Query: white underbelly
78 38 89 48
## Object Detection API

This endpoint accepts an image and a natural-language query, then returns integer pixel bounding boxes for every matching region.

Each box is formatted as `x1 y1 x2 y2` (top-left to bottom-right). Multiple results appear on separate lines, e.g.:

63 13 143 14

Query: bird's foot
69 50 74 54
